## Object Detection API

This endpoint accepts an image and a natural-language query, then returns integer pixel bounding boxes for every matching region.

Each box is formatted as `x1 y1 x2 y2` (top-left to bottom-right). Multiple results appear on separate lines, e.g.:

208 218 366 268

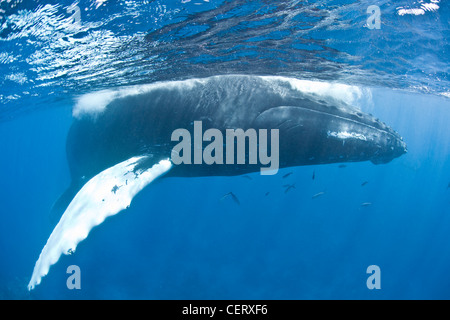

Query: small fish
284 184 296 194
282 172 293 178
447 182 450 189
242 175 252 180
312 191 325 199
229 192 241 205
312 170 315 180
361 181 369 187
265 192 270 196
361 202 372 207
338 164 347 168
221 192 240 205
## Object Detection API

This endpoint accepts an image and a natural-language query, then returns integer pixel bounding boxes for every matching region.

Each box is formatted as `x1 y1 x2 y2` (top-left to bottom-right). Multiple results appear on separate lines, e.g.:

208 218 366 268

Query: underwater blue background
0 0 449 299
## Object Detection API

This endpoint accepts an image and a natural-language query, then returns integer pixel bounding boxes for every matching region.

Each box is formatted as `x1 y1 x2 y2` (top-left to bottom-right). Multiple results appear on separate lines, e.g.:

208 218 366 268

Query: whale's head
253 102 407 167
325 108 408 165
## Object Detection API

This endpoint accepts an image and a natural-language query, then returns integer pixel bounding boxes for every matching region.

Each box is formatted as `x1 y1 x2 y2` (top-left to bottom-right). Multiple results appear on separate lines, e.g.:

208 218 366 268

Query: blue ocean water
0 0 449 299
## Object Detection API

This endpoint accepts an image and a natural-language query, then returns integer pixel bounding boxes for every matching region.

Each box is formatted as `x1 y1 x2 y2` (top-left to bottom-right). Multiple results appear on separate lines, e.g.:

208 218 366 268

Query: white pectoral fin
28 156 172 291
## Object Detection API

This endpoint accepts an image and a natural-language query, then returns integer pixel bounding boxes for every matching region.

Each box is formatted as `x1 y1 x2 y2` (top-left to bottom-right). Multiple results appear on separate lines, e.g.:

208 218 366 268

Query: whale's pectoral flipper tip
28 156 172 291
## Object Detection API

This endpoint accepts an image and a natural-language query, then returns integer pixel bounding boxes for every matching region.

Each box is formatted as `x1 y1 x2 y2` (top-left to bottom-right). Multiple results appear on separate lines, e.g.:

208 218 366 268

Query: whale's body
28 75 406 290
65 75 405 196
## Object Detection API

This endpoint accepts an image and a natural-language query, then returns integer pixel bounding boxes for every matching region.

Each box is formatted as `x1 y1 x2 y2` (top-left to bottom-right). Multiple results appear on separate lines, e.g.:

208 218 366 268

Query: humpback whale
28 75 406 290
